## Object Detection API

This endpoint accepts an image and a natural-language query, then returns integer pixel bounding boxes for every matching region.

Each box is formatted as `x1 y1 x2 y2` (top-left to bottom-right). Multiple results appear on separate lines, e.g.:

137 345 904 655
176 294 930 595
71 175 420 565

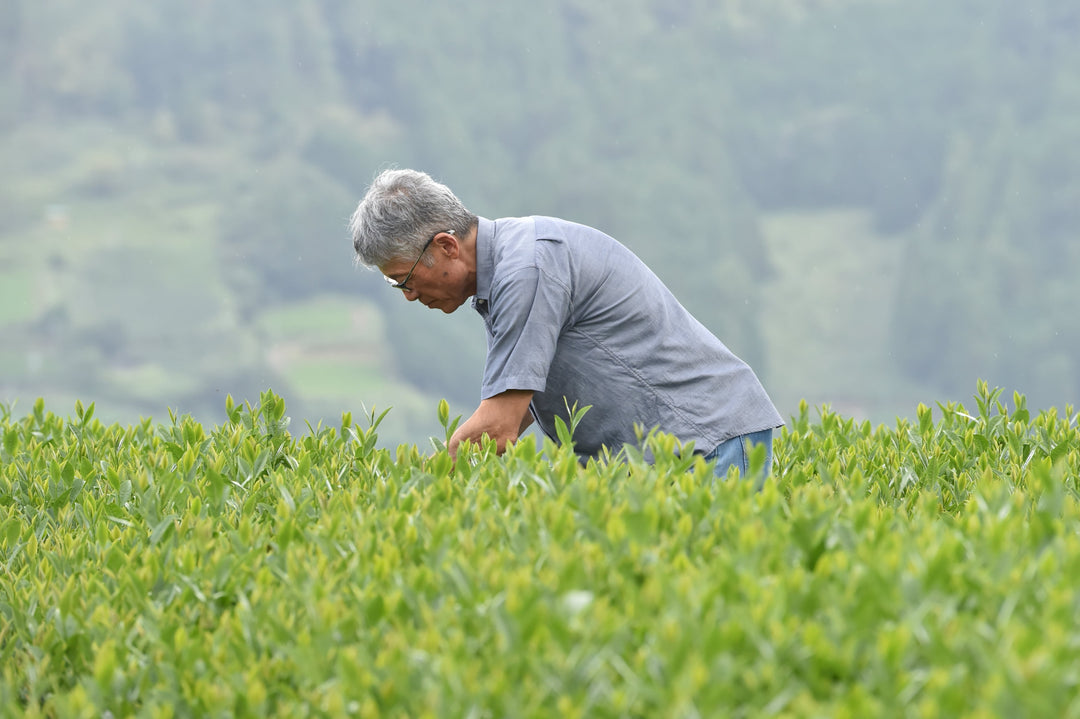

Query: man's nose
403 288 420 302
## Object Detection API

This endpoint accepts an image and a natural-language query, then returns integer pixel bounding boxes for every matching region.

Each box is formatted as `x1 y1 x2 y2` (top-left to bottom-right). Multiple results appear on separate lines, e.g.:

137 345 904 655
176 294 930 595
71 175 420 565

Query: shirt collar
472 217 495 312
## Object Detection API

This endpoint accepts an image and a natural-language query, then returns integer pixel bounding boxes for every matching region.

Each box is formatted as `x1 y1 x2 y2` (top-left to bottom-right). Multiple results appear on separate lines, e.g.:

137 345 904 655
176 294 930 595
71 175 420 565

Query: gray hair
350 169 478 268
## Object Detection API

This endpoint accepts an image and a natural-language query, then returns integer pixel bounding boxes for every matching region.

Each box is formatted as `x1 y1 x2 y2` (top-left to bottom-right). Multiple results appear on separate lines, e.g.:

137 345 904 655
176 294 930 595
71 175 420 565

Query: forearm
448 389 533 460
519 411 534 435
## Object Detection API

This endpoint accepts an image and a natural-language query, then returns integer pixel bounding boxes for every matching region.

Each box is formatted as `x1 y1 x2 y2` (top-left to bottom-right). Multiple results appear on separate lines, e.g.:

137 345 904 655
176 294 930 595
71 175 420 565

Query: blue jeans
703 428 774 481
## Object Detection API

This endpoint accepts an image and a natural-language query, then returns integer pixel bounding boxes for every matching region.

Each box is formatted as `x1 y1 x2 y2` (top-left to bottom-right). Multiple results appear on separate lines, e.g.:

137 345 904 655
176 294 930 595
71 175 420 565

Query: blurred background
2 1 1078 447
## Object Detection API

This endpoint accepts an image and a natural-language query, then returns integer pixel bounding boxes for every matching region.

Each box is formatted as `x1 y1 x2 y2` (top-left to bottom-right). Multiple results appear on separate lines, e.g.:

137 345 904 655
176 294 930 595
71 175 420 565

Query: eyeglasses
384 230 453 292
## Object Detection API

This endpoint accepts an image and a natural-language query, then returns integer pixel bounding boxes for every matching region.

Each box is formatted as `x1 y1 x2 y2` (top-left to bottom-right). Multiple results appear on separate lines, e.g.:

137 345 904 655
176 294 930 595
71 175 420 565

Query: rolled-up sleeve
480 265 571 399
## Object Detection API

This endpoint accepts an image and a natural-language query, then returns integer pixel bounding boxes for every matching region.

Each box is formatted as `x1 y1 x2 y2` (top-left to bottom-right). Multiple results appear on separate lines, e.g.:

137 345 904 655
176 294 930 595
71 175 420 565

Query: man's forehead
379 258 410 276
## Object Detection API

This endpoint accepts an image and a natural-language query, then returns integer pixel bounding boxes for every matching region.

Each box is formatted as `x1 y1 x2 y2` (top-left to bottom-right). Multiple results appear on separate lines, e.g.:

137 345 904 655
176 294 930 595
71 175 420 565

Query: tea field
2 383 1079 717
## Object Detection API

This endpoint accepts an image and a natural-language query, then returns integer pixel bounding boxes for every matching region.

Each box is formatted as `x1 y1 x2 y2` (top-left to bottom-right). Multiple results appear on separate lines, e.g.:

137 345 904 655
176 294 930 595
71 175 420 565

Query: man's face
380 233 473 314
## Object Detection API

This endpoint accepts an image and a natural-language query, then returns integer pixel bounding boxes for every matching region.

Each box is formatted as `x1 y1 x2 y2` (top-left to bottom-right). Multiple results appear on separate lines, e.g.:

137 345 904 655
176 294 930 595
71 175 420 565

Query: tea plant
1 382 1078 717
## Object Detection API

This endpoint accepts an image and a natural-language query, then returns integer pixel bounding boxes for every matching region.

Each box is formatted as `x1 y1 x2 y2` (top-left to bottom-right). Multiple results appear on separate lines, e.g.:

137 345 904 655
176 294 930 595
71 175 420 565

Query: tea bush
1 382 1079 717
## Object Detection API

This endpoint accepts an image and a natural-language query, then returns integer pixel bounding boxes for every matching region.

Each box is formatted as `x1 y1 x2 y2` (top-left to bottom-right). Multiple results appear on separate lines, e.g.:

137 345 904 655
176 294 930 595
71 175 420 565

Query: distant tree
300 105 406 193
321 0 776 363
121 2 340 139
0 0 20 129
217 161 360 316
892 97 1080 409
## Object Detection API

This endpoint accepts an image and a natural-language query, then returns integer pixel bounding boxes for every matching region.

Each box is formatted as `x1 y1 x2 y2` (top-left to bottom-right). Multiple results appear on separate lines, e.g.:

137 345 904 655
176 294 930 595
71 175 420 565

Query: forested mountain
2 1 1078 446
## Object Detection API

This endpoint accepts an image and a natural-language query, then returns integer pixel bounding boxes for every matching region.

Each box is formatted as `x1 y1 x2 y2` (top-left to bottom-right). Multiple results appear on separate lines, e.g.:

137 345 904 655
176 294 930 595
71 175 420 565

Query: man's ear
433 231 460 258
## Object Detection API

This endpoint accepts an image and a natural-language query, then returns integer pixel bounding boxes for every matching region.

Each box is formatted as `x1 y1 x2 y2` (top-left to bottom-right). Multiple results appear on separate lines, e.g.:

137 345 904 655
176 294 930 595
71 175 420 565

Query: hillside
2 0 1079 444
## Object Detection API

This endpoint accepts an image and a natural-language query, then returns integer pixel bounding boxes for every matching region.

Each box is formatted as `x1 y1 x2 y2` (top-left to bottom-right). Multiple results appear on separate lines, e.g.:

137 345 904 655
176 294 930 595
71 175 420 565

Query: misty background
2 1 1078 447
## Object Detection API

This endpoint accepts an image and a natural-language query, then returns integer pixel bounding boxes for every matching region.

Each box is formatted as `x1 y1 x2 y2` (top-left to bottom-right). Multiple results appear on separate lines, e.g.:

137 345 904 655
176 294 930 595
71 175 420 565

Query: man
349 169 783 478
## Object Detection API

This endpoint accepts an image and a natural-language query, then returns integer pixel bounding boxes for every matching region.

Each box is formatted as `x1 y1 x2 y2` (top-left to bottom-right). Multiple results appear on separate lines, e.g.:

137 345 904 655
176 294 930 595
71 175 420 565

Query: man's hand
449 390 534 462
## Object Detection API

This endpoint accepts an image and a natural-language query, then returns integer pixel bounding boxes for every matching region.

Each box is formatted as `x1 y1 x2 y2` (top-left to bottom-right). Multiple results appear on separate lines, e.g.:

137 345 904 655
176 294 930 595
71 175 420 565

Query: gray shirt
472 216 783 457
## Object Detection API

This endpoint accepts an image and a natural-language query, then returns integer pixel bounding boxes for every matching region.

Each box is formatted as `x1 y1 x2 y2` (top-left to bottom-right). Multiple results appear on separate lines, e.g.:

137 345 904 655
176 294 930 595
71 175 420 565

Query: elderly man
350 169 783 478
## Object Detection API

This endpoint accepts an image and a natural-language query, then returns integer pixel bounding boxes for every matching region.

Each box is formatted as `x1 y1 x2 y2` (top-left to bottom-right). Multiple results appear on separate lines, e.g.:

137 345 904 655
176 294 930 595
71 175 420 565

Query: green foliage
2 384 1080 715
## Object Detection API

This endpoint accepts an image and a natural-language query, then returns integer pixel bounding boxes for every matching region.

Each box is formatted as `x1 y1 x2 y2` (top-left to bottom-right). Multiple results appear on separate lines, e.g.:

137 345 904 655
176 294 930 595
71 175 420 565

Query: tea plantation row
1 383 1079 717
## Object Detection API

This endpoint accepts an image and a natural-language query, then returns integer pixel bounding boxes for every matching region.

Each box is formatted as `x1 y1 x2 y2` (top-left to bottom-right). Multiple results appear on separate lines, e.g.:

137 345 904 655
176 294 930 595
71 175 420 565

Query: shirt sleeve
480 265 571 399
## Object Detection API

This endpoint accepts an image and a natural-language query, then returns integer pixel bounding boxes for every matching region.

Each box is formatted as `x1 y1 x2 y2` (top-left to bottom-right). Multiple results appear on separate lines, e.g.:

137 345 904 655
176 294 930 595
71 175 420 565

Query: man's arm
449 389 534 461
